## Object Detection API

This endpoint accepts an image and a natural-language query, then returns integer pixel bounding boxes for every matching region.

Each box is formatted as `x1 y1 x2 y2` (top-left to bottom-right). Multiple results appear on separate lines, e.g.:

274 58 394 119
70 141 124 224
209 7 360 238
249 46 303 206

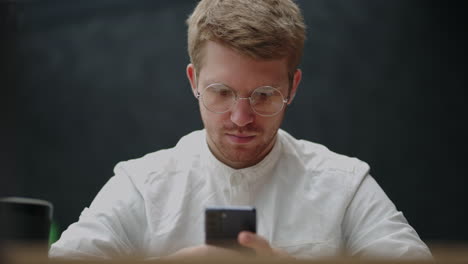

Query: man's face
187 41 301 169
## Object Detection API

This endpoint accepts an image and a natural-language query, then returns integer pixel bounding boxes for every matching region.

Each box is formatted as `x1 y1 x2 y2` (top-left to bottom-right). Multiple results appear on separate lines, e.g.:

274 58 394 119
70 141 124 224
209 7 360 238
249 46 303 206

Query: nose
230 98 254 127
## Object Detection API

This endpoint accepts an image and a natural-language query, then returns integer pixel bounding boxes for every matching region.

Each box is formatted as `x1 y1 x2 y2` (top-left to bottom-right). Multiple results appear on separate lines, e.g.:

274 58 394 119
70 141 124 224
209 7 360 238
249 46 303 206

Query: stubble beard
209 123 279 168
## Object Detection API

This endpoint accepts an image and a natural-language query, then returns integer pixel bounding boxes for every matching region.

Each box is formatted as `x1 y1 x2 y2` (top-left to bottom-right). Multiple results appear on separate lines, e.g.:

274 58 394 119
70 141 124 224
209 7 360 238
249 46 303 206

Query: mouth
225 133 256 144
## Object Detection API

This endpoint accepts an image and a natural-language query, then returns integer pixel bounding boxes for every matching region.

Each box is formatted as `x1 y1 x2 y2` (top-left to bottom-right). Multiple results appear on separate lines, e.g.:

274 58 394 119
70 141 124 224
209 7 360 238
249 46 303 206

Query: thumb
238 231 273 256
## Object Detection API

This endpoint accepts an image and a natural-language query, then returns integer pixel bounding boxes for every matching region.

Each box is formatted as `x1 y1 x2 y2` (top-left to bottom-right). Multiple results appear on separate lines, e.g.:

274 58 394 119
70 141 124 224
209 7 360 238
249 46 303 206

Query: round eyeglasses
196 83 289 117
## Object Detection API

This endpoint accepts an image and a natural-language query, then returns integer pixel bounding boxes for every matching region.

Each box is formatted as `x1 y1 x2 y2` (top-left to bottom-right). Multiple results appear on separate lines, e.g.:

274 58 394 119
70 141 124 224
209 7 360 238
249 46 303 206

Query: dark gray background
1 0 467 243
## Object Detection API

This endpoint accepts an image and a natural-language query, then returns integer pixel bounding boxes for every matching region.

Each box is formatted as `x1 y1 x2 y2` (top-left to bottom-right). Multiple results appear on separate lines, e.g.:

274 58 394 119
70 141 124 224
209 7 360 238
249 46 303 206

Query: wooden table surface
1 243 467 264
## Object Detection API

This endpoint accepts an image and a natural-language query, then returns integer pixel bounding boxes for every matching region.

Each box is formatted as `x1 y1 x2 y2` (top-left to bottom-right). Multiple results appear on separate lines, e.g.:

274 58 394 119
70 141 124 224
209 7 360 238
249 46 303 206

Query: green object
49 220 60 246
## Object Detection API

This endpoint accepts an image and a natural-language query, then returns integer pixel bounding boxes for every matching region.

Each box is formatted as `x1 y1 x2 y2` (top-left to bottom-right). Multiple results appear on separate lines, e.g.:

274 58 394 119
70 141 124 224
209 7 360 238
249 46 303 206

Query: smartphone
205 205 256 252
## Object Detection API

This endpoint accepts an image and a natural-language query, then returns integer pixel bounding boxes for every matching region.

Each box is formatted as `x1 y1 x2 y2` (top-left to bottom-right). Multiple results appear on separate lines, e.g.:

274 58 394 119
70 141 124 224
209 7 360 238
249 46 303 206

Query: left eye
254 89 274 99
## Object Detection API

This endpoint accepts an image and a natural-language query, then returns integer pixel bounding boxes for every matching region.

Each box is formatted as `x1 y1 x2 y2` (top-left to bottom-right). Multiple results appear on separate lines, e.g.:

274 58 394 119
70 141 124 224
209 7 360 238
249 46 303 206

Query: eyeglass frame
196 83 290 117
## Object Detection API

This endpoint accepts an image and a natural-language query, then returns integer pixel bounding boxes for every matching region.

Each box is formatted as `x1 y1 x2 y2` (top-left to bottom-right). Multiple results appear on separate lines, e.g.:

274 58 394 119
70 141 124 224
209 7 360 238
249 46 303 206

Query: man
50 0 432 259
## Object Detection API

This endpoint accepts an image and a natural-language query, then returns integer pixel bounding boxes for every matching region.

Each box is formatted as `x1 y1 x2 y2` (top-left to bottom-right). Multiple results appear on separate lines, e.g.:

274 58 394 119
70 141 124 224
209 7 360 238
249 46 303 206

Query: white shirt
50 129 432 259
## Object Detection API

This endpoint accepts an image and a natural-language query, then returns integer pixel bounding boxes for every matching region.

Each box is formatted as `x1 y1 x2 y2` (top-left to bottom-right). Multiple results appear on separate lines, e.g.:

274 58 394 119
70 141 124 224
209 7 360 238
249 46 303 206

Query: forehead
197 41 289 90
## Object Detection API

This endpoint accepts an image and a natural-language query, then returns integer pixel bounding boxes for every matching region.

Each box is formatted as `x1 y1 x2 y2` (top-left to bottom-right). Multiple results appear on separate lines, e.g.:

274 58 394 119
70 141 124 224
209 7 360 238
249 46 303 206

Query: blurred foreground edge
1 243 467 264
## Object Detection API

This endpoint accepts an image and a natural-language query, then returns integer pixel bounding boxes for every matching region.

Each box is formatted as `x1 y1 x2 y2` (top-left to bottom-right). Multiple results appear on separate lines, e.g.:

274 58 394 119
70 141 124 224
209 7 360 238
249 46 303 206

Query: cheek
258 115 282 129
200 107 226 129
260 115 285 138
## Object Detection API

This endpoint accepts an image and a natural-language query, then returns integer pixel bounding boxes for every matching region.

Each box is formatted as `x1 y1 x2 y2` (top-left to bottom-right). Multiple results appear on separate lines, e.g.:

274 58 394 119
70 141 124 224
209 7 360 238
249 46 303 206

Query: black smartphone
205 206 256 252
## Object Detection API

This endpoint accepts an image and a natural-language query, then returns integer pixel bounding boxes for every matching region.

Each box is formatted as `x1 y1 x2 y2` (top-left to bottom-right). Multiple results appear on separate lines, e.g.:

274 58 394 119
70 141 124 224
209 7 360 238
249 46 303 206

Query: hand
238 231 293 259
164 244 244 259
165 232 293 260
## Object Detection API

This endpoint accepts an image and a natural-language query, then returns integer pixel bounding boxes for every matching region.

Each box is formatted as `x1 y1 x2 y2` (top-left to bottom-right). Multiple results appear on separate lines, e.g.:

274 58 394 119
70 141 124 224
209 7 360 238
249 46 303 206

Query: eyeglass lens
201 84 285 116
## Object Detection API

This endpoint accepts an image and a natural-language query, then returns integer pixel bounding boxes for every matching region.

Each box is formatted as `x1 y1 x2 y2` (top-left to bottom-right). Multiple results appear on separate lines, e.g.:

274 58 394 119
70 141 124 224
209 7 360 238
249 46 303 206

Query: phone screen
205 206 256 251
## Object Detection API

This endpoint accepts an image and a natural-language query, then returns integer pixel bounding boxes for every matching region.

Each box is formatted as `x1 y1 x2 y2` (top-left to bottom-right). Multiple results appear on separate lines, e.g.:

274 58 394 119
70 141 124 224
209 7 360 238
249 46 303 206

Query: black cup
0 197 53 245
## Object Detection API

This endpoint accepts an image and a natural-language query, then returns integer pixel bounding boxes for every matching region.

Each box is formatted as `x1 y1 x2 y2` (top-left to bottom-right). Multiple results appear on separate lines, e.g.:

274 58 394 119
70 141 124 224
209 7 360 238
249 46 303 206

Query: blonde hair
186 0 306 81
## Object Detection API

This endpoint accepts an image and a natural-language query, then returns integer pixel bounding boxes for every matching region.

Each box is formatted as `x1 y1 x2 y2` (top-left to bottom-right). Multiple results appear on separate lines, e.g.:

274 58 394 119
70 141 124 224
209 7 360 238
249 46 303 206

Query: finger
238 231 273 256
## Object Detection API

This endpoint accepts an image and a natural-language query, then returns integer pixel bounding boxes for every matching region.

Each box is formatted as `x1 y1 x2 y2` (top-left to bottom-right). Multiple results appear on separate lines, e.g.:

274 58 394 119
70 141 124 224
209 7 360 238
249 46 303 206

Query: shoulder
278 129 370 187
113 130 205 189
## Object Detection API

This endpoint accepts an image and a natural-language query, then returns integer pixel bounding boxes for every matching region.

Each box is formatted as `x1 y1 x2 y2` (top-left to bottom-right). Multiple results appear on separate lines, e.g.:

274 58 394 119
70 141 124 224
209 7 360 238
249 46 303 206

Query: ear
287 69 302 104
186 63 198 98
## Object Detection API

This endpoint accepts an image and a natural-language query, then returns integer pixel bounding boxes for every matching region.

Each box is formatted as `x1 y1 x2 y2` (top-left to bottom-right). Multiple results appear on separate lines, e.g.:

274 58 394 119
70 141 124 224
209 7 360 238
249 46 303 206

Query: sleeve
342 174 433 259
49 173 146 259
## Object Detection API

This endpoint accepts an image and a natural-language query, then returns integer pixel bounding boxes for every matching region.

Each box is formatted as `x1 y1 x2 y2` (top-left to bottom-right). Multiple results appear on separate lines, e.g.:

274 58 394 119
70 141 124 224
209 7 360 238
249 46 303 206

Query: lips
226 133 256 144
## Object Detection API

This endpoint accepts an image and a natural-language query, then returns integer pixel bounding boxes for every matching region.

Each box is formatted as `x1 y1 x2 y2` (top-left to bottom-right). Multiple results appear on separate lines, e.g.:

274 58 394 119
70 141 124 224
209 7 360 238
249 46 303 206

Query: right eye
219 89 230 97
209 84 233 97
